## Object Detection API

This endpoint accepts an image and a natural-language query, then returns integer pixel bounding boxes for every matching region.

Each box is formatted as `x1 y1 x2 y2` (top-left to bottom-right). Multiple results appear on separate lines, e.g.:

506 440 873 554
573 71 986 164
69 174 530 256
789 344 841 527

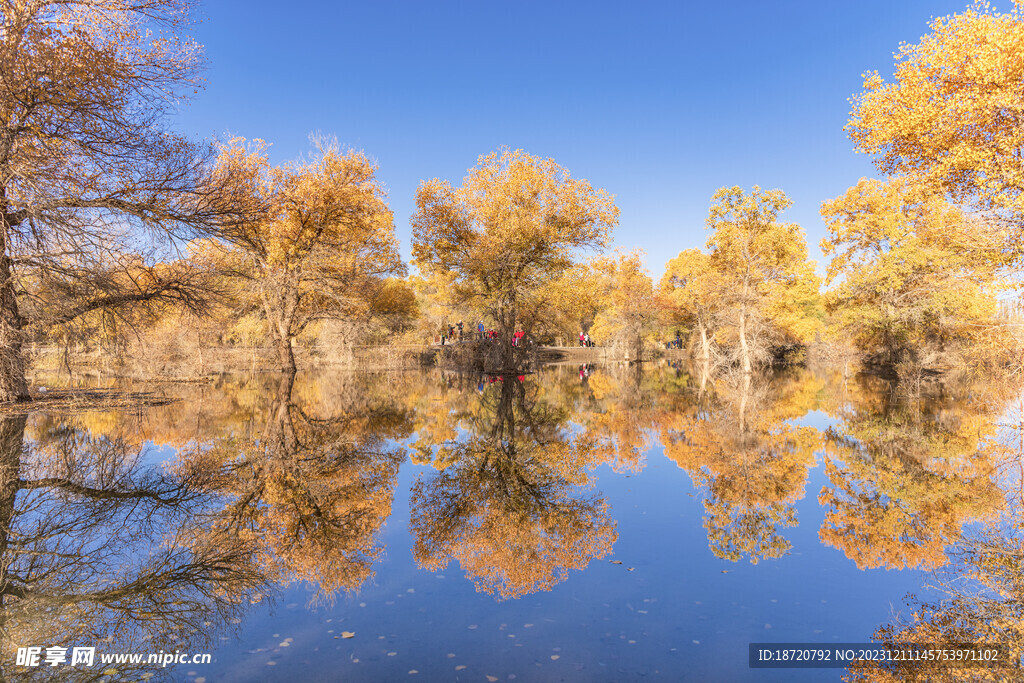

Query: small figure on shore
584 332 592 347
579 330 586 347
478 320 485 340
457 320 464 341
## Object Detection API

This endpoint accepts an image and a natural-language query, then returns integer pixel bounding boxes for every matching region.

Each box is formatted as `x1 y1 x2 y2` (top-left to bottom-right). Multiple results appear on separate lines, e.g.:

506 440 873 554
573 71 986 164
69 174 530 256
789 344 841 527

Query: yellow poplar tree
705 186 822 372
847 0 1024 262
821 177 1006 365
213 137 406 373
658 248 718 360
588 250 660 360
0 0 238 400
411 148 619 368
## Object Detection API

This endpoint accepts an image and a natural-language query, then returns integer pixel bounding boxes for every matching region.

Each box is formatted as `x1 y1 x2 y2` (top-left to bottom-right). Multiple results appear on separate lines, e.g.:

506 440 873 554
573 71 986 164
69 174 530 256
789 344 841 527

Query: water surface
1 363 1020 681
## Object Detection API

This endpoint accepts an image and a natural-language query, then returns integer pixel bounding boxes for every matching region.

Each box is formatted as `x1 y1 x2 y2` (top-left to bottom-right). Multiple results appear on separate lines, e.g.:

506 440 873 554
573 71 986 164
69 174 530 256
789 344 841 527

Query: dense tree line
6 0 1024 398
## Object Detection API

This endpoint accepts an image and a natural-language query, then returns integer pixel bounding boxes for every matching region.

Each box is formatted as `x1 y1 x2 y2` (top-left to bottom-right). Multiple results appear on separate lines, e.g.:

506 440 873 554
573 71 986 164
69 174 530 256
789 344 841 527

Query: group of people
439 320 526 347
440 320 465 344
578 331 593 347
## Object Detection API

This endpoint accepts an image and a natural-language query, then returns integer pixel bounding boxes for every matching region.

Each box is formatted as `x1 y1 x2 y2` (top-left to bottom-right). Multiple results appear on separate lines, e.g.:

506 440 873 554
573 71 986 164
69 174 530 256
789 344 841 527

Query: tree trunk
699 321 710 361
277 337 296 374
0 256 29 401
738 306 751 374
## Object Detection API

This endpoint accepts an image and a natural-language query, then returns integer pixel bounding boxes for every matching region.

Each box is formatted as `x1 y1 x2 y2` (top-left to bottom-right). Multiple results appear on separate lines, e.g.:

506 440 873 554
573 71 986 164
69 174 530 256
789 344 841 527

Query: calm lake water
2 363 1022 682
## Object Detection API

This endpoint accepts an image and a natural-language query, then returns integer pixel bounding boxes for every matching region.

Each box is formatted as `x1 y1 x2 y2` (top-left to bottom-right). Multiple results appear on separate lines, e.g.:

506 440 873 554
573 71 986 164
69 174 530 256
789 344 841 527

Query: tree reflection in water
183 371 412 603
660 368 821 564
819 375 1008 571
844 393 1024 681
410 374 616 600
2 365 1022 679
0 413 267 682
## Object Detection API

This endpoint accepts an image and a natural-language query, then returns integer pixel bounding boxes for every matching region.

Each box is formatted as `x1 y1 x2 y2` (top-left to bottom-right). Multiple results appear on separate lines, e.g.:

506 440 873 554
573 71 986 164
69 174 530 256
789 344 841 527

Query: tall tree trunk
738 305 751 374
0 256 28 401
277 337 296 374
699 321 710 361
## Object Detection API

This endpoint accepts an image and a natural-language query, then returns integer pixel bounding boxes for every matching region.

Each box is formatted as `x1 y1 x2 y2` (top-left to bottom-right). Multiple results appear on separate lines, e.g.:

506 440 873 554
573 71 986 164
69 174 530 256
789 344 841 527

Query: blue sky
176 0 974 280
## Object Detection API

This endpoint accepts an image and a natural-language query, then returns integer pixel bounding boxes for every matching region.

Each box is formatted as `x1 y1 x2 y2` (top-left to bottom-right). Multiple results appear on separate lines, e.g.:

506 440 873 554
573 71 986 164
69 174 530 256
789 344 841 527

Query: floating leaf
342 631 355 639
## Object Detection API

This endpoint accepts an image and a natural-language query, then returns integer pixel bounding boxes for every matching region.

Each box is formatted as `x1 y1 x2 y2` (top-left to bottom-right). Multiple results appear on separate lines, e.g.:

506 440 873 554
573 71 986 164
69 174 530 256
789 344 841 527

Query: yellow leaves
848 1 1024 225
411 148 619 338
820 177 1006 360
700 186 822 354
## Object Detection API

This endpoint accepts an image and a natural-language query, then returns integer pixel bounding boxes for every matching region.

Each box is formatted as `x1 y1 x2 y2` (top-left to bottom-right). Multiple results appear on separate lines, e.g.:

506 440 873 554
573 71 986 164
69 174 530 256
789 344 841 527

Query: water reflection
0 364 1021 679
845 396 1024 680
819 375 1007 571
661 370 821 564
184 372 412 603
409 374 616 599
0 413 267 682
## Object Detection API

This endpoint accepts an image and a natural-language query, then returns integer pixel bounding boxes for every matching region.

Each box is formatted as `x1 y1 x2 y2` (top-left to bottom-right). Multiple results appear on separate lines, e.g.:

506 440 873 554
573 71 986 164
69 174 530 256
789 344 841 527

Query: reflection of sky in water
203 407 928 683
10 366 1016 682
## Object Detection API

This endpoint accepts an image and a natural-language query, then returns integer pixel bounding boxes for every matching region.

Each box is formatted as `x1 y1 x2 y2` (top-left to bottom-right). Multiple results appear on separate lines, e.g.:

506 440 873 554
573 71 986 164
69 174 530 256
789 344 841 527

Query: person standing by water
478 321 485 341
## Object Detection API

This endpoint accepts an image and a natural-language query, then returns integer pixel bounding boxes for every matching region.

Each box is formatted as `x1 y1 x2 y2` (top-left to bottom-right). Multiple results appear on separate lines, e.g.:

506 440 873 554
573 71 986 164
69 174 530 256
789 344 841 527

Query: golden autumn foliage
412 149 618 366
821 177 1008 366
704 187 822 372
658 248 719 360
818 375 1007 571
409 376 616 599
587 250 661 360
0 0 234 400
848 0 1024 260
212 136 406 372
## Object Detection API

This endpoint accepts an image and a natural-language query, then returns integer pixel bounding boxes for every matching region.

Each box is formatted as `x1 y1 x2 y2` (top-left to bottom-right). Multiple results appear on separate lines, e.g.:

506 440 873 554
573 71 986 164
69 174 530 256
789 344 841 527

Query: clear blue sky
176 0 973 280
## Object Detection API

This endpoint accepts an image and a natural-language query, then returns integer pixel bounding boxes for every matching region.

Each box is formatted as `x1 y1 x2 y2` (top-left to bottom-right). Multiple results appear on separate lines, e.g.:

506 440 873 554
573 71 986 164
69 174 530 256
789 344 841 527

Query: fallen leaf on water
551 655 560 660
610 560 622 565
455 665 466 670
487 676 499 682
408 670 418 675
342 632 355 639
